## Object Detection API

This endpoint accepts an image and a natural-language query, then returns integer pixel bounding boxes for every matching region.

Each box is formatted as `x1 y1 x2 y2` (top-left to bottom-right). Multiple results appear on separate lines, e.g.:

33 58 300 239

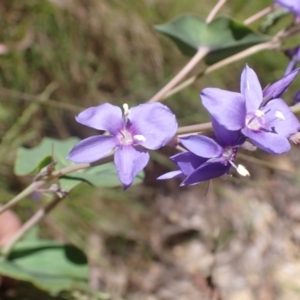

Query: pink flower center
245 112 264 131
222 146 237 165
117 129 133 145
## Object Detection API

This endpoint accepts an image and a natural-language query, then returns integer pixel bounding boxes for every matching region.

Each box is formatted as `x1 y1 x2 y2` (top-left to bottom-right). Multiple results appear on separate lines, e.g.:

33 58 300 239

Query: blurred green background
1 0 300 299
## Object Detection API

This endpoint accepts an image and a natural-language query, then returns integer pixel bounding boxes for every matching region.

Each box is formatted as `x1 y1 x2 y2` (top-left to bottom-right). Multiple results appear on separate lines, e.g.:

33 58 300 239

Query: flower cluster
159 65 300 186
67 65 299 189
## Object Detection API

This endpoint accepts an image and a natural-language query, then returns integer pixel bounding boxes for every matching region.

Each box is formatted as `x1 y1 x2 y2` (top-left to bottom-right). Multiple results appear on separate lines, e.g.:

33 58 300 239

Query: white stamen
123 103 130 115
133 134 146 142
255 110 265 117
237 164 250 177
275 111 285 120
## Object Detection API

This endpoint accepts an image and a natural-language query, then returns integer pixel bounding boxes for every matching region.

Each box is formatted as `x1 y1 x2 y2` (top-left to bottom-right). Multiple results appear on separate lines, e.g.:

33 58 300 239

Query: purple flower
67 102 178 188
274 0 300 19
158 119 248 186
201 65 300 155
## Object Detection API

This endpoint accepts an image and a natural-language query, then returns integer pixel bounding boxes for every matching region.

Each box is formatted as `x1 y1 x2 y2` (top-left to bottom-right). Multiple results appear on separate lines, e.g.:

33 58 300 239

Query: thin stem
162 41 276 101
148 47 210 103
0 182 45 215
244 5 274 25
204 42 276 75
176 122 212 135
0 155 113 215
1 196 63 257
291 103 300 114
176 145 187 152
237 153 296 174
50 163 91 178
206 0 227 23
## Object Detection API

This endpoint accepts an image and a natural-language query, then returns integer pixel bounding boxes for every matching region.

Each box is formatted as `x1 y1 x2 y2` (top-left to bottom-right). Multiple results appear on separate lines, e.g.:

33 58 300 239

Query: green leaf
0 240 88 294
14 147 52 176
14 137 80 176
14 137 144 191
155 15 270 65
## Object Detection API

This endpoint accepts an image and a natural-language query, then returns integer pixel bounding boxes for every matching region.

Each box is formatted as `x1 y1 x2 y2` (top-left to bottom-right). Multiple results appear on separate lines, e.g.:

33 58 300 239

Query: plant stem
1 196 63 257
206 0 227 23
162 41 277 101
0 155 113 215
0 182 45 215
237 153 296 174
243 5 274 25
148 47 210 103
291 103 300 114
176 122 212 135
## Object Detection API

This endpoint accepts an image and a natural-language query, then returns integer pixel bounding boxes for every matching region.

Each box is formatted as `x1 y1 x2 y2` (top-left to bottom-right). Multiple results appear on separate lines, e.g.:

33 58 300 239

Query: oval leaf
0 240 88 294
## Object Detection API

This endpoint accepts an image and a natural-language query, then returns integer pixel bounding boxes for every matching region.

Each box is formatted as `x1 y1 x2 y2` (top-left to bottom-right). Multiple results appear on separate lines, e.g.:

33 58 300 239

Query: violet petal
240 65 262 112
114 145 149 189
128 103 177 150
263 98 300 137
211 117 241 147
180 135 223 158
157 170 184 180
67 135 118 163
171 151 207 176
284 59 296 76
241 128 291 154
76 103 124 135
263 68 300 99
181 162 229 186
201 88 246 130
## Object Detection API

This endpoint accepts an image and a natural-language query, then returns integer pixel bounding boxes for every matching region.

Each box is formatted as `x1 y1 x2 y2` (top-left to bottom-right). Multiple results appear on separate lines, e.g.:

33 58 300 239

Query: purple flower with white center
158 119 248 186
67 102 178 189
274 0 300 20
201 65 300 155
